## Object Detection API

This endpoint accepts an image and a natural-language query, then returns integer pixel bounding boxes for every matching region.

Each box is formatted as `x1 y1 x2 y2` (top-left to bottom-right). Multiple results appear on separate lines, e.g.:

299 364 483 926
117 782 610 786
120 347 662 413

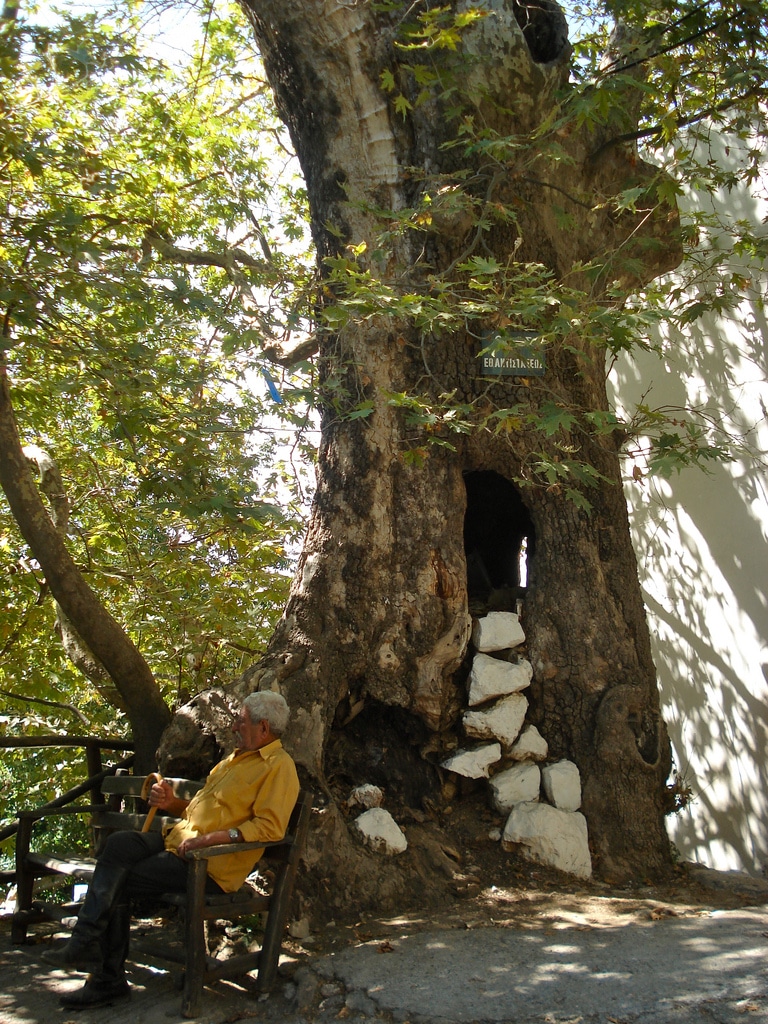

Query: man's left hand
178 831 231 858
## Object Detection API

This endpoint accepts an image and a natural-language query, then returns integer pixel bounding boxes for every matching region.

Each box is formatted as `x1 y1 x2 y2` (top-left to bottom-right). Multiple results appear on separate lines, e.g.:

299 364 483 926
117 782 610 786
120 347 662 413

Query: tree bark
0 364 170 770
234 0 681 881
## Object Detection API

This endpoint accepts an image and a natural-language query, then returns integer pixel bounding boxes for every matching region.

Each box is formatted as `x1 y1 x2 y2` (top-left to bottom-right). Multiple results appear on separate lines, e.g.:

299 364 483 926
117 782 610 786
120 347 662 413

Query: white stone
353 808 407 855
288 917 311 939
509 725 549 761
472 612 525 652
441 743 502 779
542 760 582 811
502 802 592 879
463 693 528 748
488 763 541 814
467 653 532 706
347 784 384 810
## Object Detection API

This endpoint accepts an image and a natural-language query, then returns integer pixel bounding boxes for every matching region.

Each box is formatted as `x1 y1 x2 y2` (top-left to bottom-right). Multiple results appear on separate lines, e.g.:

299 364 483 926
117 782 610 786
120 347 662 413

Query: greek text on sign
479 330 545 377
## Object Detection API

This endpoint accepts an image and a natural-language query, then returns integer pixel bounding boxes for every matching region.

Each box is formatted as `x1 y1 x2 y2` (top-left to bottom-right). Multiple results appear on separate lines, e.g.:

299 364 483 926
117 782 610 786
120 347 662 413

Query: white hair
242 691 290 737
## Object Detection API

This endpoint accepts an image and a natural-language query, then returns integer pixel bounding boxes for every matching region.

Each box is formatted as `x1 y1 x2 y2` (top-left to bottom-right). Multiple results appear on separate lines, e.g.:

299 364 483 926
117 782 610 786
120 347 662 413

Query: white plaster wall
612 138 768 873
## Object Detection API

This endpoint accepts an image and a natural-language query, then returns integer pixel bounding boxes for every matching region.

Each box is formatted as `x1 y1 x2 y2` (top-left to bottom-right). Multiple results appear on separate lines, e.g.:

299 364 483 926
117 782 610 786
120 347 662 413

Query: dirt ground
295 788 768 951
304 855 768 961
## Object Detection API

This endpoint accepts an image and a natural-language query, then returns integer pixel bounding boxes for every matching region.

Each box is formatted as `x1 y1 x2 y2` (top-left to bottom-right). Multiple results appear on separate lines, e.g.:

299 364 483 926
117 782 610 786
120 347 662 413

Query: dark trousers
99 830 224 898
75 831 223 982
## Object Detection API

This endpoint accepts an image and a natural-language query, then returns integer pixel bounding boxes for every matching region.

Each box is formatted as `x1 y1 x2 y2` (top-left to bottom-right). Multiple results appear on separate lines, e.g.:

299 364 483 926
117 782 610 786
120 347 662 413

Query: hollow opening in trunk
463 470 535 615
326 700 442 812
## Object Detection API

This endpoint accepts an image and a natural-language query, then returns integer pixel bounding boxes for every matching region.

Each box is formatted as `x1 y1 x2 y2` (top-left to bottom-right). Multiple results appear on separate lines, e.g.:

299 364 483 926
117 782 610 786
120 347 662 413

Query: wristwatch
228 827 242 842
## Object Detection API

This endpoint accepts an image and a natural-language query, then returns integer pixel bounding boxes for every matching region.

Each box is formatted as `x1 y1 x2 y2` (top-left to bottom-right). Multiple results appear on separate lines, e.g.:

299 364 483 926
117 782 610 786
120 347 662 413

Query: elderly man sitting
45 691 300 1010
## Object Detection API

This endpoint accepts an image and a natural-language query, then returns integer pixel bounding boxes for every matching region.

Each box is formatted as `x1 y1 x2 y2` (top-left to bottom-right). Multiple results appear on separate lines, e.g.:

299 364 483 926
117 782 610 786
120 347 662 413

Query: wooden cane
140 772 163 833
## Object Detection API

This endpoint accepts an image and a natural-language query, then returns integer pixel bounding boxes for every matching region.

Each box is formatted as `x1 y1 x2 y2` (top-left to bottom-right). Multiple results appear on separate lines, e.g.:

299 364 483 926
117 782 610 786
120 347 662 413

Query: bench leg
12 818 36 944
257 791 312 993
181 861 207 1018
256 864 292 994
11 909 32 945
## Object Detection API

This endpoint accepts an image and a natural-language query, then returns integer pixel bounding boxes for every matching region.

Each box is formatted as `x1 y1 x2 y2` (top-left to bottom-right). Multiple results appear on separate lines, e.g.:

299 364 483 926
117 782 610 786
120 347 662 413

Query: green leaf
394 93 413 119
380 68 396 92
538 402 577 436
564 488 593 512
347 401 375 420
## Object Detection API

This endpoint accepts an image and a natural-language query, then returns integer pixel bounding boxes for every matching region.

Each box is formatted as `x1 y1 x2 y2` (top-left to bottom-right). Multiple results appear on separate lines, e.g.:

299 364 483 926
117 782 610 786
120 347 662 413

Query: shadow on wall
611 146 768 872
617 360 768 872
630 455 768 872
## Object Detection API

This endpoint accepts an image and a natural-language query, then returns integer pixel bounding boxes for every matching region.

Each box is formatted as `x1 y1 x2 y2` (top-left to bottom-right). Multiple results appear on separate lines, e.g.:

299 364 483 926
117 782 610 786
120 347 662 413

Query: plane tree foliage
0 1 315 786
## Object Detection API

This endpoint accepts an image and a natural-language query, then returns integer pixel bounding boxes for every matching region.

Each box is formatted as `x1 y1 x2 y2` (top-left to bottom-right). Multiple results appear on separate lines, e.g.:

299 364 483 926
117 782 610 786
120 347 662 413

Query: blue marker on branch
261 367 283 404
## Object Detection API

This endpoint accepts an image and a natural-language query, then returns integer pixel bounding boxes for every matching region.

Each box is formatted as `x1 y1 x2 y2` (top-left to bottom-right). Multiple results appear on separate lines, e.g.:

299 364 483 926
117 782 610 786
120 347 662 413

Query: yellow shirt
164 739 300 892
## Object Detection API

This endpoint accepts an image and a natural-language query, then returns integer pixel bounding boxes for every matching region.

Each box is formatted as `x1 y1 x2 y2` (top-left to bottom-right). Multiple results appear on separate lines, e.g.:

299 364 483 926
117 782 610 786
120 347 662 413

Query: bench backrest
100 775 203 803
88 775 203 845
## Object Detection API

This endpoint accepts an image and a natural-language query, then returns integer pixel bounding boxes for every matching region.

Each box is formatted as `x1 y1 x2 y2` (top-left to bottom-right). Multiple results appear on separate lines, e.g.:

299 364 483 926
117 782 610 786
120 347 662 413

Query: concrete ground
314 906 768 1024
1 897 767 1024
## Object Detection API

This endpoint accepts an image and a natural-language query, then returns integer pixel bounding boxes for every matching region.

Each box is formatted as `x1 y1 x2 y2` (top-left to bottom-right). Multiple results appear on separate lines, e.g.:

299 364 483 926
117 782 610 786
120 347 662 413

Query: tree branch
262 335 319 367
588 86 762 163
519 176 593 210
142 229 266 273
0 362 170 766
21 445 128 710
0 687 89 725
599 16 728 77
22 445 68 531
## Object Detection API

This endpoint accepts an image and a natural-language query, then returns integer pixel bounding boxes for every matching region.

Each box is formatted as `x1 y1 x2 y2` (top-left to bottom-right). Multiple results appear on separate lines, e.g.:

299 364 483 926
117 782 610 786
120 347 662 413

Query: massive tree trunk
0 364 170 770
235 0 682 883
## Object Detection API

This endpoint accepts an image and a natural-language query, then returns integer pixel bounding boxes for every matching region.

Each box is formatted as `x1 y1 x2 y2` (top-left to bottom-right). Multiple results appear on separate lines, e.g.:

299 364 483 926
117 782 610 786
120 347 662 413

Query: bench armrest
184 835 293 860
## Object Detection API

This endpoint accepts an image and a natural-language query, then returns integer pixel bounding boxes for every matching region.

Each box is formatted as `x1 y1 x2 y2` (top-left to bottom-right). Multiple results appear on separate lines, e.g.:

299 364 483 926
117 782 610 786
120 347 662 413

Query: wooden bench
11 774 312 1017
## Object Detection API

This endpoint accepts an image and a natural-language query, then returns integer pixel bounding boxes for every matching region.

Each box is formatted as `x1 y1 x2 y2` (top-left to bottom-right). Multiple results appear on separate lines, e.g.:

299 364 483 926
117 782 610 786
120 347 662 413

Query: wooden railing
0 736 135 882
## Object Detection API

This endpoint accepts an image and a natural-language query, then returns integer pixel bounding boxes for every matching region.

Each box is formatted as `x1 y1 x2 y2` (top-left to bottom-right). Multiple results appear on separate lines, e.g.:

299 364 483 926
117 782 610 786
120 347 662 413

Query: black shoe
41 938 101 971
59 976 130 1010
